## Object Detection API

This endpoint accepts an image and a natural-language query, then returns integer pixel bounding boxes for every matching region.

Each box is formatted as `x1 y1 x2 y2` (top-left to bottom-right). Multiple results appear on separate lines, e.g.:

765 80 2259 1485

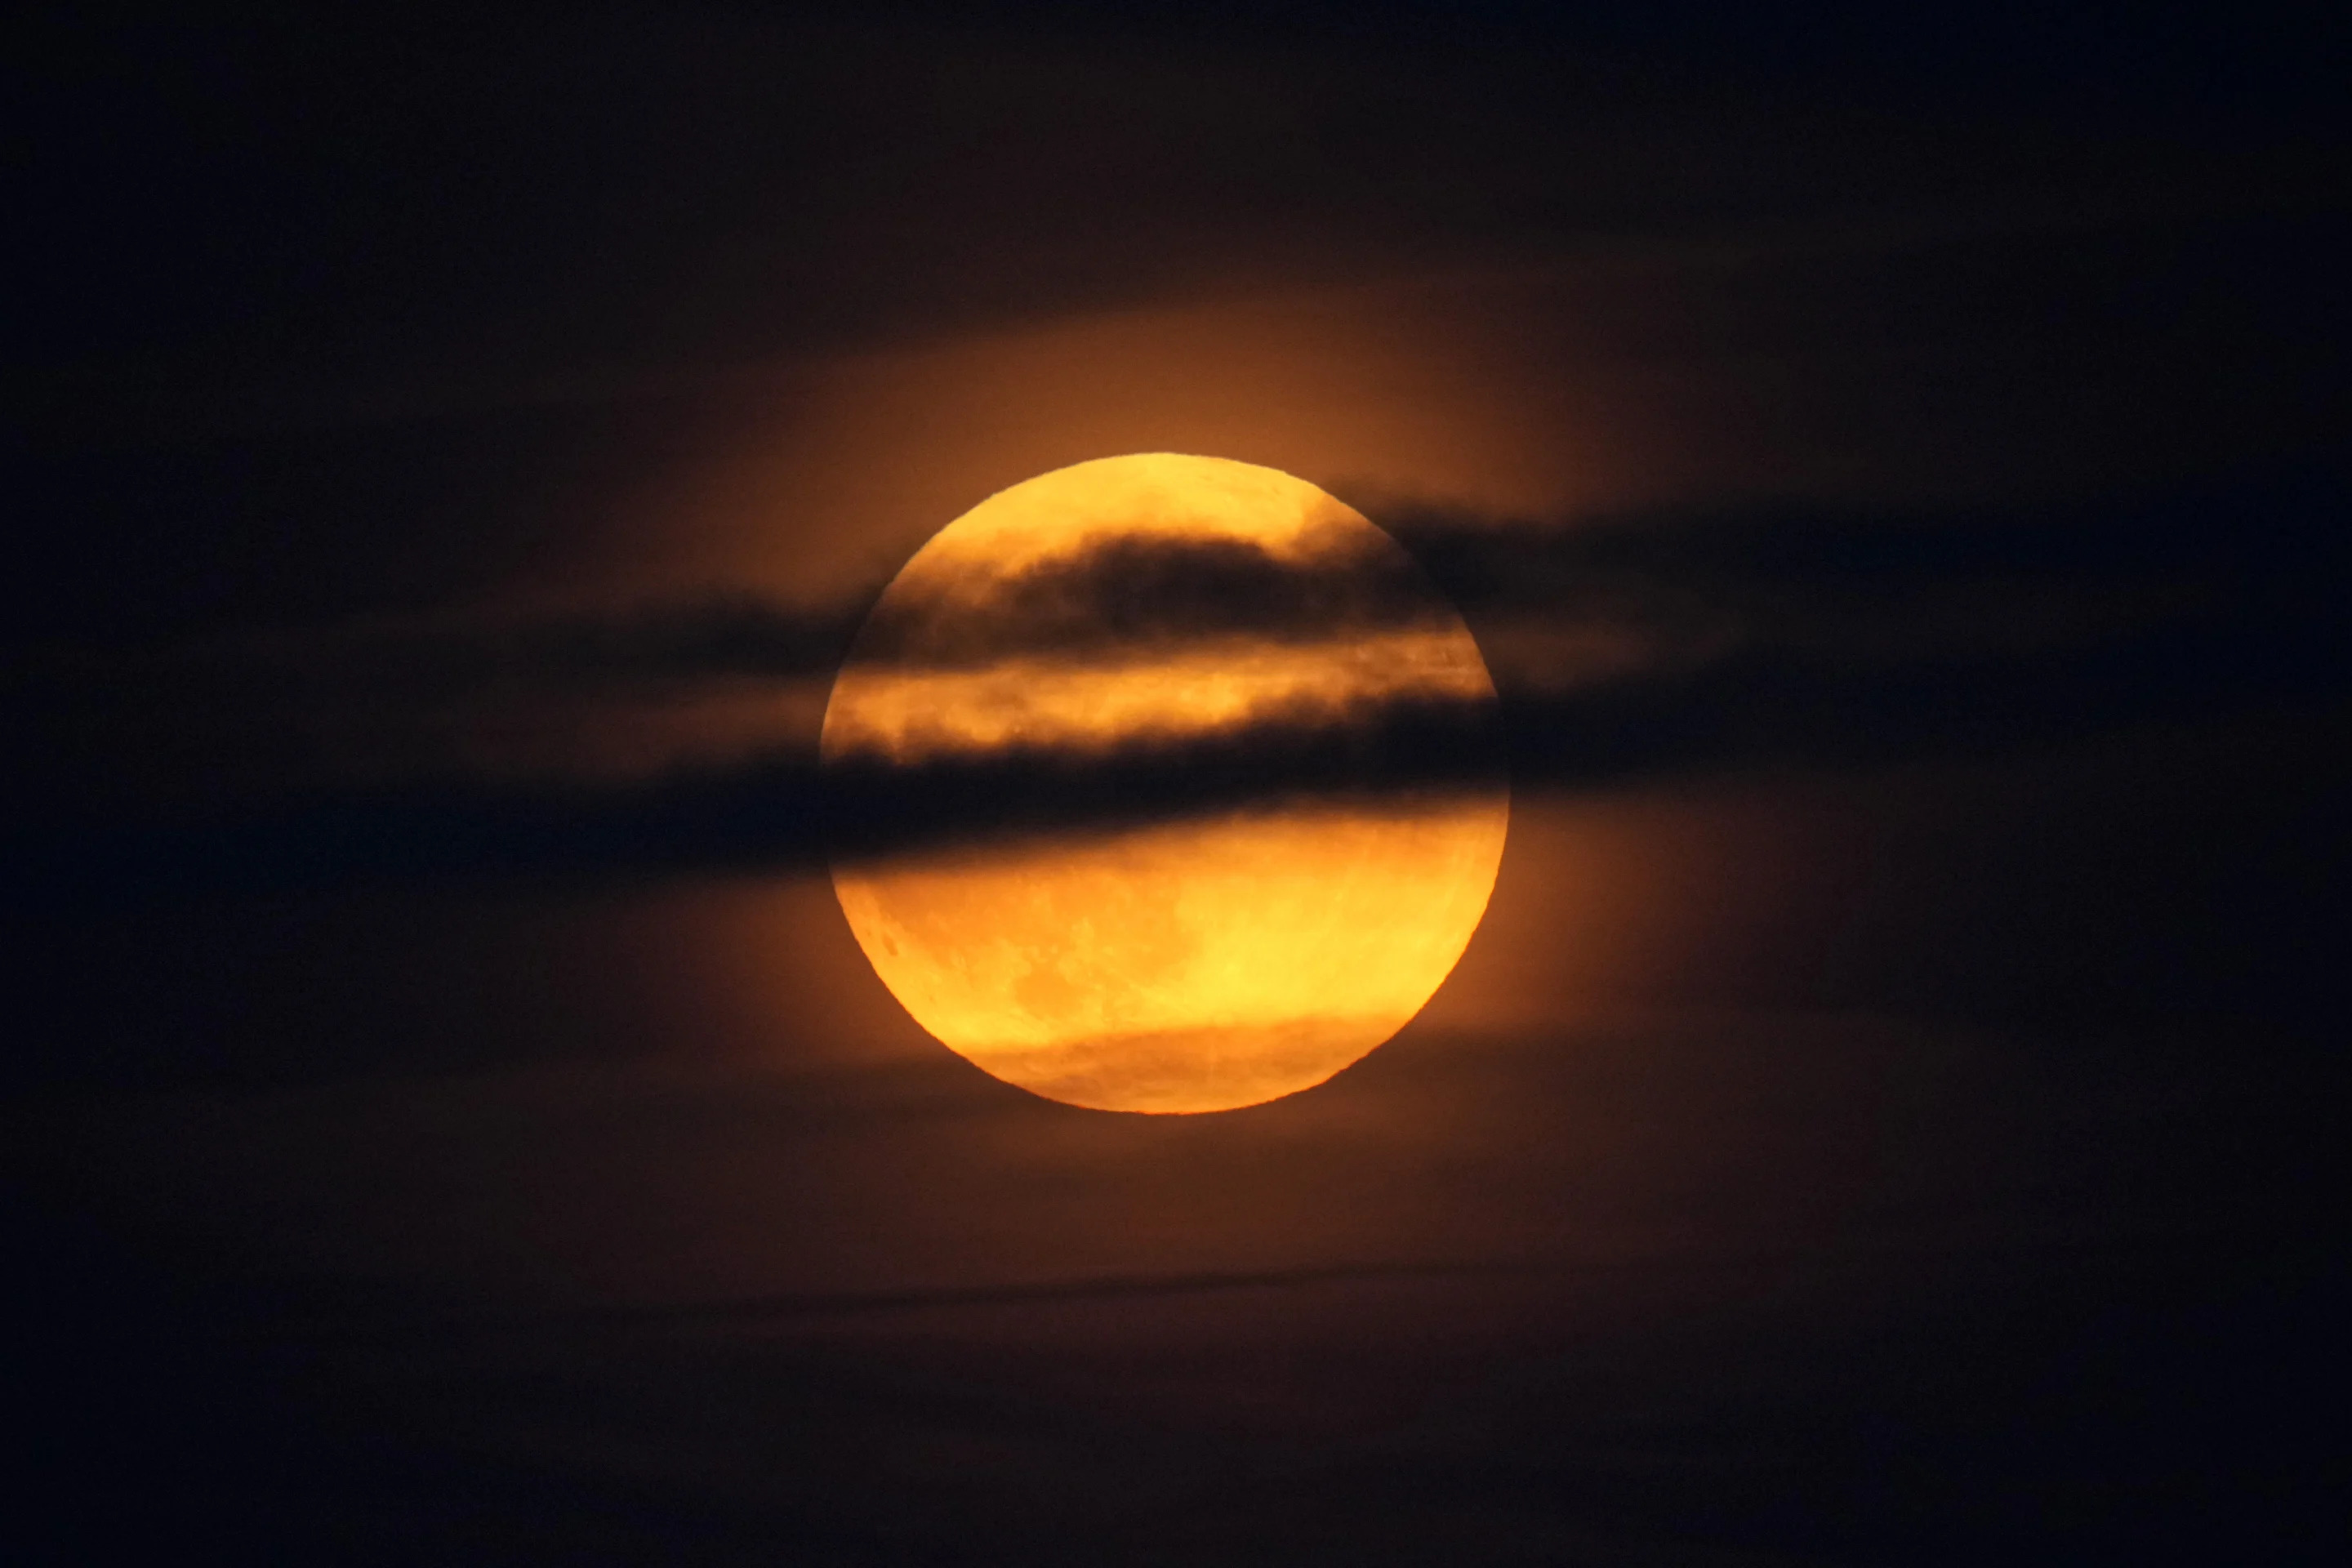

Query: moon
822 454 1507 1113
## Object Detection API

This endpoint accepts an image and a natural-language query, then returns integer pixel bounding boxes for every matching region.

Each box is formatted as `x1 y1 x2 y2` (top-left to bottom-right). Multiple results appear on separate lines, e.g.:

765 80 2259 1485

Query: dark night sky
5 5 2348 1563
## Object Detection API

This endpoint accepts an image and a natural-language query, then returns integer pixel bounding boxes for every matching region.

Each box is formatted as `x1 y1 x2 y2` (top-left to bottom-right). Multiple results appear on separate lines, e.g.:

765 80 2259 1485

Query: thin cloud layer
853 520 1452 668
7 457 2345 898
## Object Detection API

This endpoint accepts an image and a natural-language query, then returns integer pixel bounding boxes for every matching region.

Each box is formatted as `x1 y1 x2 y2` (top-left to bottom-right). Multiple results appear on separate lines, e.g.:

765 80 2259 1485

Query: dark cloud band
6 458 2345 900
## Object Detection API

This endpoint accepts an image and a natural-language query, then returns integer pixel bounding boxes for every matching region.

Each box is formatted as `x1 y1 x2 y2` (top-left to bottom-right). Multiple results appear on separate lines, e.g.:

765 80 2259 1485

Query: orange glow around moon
822 454 1508 1113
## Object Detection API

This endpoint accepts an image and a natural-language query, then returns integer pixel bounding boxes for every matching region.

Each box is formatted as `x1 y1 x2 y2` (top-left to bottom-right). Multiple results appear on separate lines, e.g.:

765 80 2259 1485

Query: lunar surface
822 454 1508 1113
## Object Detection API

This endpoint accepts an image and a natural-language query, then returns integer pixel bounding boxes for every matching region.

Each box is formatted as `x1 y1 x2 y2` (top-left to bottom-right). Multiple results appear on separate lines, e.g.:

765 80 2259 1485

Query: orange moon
822 454 1508 1113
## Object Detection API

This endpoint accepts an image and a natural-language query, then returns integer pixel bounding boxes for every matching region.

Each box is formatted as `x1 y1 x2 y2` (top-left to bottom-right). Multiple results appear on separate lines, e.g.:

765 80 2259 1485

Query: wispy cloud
7 458 2344 899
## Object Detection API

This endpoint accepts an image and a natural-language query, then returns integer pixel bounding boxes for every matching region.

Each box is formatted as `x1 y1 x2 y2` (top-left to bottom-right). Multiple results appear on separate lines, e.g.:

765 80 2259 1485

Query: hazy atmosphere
7 5 2346 1562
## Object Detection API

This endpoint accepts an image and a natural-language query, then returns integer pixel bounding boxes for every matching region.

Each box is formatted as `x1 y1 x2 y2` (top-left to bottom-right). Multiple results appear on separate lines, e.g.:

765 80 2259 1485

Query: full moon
822 454 1508 1113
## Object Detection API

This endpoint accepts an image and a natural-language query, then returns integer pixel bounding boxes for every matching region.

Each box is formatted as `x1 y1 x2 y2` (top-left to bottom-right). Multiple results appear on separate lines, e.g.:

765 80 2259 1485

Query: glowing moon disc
823 454 1507 1113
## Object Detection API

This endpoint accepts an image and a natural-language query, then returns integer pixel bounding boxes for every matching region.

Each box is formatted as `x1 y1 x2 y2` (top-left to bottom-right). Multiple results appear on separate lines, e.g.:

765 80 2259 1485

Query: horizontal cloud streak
5 457 2345 900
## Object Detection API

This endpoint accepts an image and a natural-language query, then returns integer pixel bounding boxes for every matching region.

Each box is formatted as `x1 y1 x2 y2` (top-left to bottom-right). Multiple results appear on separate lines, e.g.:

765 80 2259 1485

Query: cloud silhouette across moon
822 454 1509 1113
